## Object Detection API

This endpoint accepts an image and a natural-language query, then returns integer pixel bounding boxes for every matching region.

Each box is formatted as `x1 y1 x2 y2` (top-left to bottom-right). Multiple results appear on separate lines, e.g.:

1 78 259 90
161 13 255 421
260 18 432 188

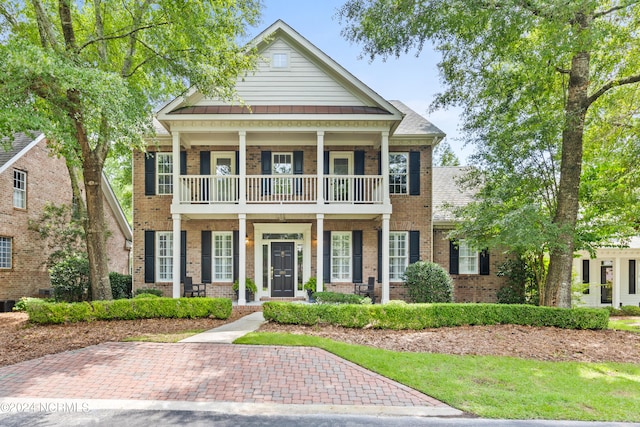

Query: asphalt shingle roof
432 166 475 222
0 132 43 169
389 100 446 137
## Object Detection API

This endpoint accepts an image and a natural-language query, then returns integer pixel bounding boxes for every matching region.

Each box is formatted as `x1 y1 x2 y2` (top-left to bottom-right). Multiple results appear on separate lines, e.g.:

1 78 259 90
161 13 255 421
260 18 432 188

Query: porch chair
354 276 376 304
183 276 206 297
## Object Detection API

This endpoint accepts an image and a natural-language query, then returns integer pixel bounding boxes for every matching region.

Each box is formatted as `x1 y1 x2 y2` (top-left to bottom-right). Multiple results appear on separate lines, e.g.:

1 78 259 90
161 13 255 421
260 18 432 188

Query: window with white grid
389 153 408 194
459 240 479 274
156 153 173 195
13 170 26 208
213 232 233 282
389 232 408 281
0 237 11 269
156 232 173 281
331 232 351 282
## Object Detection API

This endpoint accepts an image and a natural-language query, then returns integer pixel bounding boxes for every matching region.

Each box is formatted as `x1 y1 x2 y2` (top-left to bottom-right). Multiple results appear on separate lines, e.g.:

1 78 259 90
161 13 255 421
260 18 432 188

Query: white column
239 131 246 205
172 131 181 207
238 214 247 305
316 214 324 292
381 214 390 303
614 257 621 308
317 131 324 206
172 214 181 298
381 131 390 205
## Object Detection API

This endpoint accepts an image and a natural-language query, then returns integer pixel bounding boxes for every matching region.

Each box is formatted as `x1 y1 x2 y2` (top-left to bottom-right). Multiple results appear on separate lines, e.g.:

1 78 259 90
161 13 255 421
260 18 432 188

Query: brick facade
0 137 131 301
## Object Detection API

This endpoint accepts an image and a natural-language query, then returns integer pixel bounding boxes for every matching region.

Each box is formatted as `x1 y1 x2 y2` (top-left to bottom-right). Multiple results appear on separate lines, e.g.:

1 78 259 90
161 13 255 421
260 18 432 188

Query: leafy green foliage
403 261 453 303
109 272 132 299
49 256 91 303
303 277 317 292
433 141 460 166
496 257 540 305
313 292 367 304
28 203 85 268
608 305 640 316
263 302 609 330
12 297 51 312
26 298 232 324
232 278 257 293
134 288 163 297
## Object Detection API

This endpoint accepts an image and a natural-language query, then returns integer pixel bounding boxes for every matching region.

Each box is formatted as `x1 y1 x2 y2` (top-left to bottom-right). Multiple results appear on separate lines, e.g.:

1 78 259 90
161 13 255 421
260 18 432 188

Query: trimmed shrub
134 293 160 299
608 305 640 316
109 272 132 299
313 292 366 305
26 297 232 324
403 261 453 303
49 256 91 302
12 297 51 312
263 302 609 330
134 288 163 297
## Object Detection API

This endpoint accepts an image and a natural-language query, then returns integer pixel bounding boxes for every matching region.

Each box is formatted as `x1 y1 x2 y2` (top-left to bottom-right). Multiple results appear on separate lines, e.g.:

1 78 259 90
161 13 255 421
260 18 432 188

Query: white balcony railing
178 175 383 204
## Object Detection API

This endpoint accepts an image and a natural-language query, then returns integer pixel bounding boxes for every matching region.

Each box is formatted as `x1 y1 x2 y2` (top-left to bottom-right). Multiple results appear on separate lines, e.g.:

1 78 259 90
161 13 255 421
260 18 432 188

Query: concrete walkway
179 311 266 343
0 313 463 418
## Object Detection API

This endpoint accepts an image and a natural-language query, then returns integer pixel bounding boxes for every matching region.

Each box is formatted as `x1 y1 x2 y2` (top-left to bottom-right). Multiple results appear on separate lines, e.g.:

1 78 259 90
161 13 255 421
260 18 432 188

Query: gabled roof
0 132 132 242
156 20 403 122
432 167 475 223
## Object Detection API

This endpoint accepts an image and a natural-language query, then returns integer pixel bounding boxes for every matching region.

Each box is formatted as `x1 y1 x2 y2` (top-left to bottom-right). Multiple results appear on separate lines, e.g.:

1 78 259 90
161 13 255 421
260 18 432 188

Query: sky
247 0 471 163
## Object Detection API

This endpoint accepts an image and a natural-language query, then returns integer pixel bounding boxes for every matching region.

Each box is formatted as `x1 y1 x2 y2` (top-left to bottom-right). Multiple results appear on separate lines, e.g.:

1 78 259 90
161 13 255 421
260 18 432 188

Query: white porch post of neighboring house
614 257 622 308
317 131 324 206
171 131 182 299
316 214 324 292
172 214 181 298
382 213 390 303
239 131 246 205
238 214 247 305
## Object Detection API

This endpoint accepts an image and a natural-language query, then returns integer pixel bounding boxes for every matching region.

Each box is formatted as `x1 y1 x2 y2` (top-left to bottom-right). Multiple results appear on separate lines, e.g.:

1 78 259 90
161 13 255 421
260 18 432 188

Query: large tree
339 0 640 307
0 0 260 300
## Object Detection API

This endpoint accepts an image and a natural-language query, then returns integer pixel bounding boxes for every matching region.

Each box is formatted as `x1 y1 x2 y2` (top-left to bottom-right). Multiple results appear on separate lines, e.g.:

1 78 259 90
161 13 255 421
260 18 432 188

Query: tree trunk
544 47 590 307
83 154 113 301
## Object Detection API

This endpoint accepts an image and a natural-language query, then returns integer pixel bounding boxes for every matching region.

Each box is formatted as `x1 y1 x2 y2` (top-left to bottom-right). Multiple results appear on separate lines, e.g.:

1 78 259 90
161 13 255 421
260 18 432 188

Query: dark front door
601 265 613 304
271 242 294 297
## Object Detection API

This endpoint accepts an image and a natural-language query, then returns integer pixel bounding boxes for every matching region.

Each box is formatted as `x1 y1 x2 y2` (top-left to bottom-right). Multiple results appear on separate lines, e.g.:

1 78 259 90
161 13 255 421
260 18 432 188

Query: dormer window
272 53 288 68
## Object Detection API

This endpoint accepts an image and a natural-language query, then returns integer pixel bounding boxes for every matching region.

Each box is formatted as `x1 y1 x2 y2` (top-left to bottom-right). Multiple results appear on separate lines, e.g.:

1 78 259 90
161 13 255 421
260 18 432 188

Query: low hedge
263 302 609 330
26 297 232 324
608 305 640 316
313 292 367 304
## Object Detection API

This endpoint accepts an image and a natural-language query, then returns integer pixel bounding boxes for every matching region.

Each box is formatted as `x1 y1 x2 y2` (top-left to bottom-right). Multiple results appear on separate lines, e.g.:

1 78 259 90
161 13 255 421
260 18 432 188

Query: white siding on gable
198 39 366 107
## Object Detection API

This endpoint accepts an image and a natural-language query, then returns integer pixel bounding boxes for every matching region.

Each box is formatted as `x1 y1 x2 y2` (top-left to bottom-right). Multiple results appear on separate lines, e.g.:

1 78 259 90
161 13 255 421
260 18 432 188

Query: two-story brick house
133 20 506 304
0 132 132 308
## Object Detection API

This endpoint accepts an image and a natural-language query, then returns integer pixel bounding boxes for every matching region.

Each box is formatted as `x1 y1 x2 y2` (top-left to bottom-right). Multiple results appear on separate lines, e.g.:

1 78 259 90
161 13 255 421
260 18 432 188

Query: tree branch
0 4 17 28
58 0 77 51
78 21 169 54
588 73 640 106
593 1 639 19
93 0 107 61
31 0 60 50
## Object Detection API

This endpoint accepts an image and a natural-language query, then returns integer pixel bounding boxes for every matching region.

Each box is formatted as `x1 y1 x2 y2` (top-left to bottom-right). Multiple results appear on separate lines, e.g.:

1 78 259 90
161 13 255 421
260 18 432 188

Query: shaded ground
1 312 639 367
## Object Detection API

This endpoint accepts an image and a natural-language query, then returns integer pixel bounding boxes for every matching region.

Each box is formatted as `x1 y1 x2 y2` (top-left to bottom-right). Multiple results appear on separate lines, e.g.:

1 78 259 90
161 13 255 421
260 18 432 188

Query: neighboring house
0 132 132 307
431 167 508 302
574 238 640 308
133 20 510 304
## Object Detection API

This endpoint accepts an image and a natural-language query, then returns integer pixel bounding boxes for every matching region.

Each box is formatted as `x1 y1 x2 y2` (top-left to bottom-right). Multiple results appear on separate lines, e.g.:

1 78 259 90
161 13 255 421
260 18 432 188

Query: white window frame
271 52 289 69
458 240 479 274
156 153 173 195
156 232 173 282
331 232 352 282
272 152 293 195
389 153 408 195
389 232 409 281
0 237 12 269
213 232 233 282
13 169 27 209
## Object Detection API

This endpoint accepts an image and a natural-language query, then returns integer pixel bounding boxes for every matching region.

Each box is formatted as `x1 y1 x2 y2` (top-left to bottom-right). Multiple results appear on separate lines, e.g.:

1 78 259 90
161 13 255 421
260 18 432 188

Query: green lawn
609 318 640 333
235 332 640 422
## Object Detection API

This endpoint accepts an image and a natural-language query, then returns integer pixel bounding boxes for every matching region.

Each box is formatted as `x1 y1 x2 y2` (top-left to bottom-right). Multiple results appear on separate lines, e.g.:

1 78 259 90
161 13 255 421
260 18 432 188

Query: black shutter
144 230 155 283
354 151 365 202
180 231 187 283
200 151 210 174
261 151 271 195
293 151 303 195
352 230 363 283
235 151 240 174
180 151 186 175
449 240 459 275
630 260 636 294
324 151 330 174
377 230 382 283
144 153 155 196
201 231 212 283
233 230 239 282
323 231 331 284
479 249 490 275
409 231 420 264
582 259 590 284
378 151 381 176
409 151 420 195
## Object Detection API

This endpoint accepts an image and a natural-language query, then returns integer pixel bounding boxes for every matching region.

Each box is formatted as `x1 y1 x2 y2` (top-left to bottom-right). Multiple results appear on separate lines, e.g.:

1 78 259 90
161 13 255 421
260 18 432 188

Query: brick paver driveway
0 343 449 410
